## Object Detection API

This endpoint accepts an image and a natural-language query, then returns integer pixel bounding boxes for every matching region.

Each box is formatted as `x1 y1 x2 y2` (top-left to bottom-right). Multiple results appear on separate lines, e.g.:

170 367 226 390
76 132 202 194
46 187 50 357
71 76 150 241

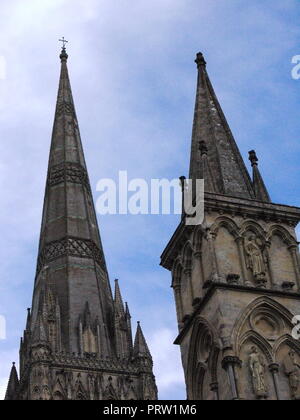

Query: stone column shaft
222 356 241 400
269 363 280 400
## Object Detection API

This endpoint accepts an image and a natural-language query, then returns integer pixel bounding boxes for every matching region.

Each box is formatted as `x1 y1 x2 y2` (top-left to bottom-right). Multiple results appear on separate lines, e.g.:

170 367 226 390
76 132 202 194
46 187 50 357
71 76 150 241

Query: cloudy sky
0 0 300 400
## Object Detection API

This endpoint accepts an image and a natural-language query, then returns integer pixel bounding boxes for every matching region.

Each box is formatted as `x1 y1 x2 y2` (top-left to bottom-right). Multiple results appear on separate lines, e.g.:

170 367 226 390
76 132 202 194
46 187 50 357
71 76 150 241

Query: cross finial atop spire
59 37 68 61
59 37 68 49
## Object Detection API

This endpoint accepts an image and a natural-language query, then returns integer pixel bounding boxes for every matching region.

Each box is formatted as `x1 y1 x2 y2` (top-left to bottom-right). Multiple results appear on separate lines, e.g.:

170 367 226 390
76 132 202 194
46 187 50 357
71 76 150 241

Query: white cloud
148 328 185 399
0 378 7 400
0 0 299 400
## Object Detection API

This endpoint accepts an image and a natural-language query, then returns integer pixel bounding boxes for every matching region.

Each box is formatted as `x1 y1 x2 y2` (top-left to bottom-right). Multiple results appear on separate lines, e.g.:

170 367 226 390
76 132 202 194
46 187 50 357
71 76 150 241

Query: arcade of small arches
171 217 300 328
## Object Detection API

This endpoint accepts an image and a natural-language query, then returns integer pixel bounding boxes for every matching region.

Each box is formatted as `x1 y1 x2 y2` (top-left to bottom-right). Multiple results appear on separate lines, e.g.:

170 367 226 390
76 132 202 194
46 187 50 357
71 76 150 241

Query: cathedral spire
189 52 255 199
248 150 271 202
8 46 157 401
37 43 107 261
133 322 152 360
30 46 112 354
5 363 19 400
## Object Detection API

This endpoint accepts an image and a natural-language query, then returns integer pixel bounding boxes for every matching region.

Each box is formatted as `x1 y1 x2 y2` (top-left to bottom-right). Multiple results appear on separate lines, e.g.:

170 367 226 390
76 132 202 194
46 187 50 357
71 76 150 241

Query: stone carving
48 162 91 191
281 281 295 291
249 346 267 398
226 274 240 285
56 100 75 117
244 235 267 286
284 350 300 400
36 237 106 275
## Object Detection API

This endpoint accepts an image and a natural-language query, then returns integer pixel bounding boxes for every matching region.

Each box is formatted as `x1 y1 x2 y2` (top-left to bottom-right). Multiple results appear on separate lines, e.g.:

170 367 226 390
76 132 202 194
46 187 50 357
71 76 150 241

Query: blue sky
0 0 300 400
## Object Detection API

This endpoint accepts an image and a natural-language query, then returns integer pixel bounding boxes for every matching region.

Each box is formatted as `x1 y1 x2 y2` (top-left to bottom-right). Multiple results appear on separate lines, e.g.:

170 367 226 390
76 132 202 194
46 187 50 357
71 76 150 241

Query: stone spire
8 46 157 400
133 322 152 360
114 280 133 358
5 363 19 400
29 45 113 354
37 45 107 262
248 150 271 202
114 279 125 315
189 52 255 199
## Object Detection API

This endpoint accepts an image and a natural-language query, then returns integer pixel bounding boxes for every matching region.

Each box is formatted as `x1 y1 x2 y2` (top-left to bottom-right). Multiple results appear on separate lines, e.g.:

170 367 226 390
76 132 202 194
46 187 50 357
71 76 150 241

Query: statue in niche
284 350 300 400
244 235 266 285
249 346 268 398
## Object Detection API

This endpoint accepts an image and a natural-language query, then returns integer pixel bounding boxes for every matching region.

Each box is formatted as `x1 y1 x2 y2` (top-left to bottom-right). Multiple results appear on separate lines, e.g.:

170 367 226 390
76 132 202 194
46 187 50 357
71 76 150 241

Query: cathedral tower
161 53 300 400
5 46 157 401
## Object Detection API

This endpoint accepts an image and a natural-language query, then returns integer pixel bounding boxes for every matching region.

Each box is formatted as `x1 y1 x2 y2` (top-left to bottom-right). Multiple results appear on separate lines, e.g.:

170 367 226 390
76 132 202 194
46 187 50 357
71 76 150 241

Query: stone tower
161 52 300 400
5 46 157 401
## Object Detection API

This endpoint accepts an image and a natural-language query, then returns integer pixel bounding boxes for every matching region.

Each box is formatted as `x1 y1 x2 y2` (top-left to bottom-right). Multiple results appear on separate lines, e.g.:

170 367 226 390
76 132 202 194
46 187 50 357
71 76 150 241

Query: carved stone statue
249 346 267 398
284 350 300 400
245 235 266 285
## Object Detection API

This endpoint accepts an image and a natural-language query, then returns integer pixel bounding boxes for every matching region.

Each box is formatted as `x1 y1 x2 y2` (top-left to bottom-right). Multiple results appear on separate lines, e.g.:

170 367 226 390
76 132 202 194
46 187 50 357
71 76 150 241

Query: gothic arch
104 383 118 400
211 217 242 279
232 296 294 351
240 220 266 240
237 330 277 400
266 225 297 246
238 330 273 364
125 385 138 400
187 317 220 400
32 385 40 400
52 378 66 400
267 225 298 287
210 216 239 238
273 334 300 356
273 335 300 400
74 378 87 401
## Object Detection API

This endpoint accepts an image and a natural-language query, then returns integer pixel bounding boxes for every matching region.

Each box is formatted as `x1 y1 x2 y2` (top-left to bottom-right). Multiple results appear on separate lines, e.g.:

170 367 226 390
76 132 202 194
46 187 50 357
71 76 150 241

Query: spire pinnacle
125 302 131 318
195 52 206 68
114 279 125 315
5 362 19 400
25 308 31 331
133 322 152 360
249 150 258 166
189 51 255 199
248 150 271 202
